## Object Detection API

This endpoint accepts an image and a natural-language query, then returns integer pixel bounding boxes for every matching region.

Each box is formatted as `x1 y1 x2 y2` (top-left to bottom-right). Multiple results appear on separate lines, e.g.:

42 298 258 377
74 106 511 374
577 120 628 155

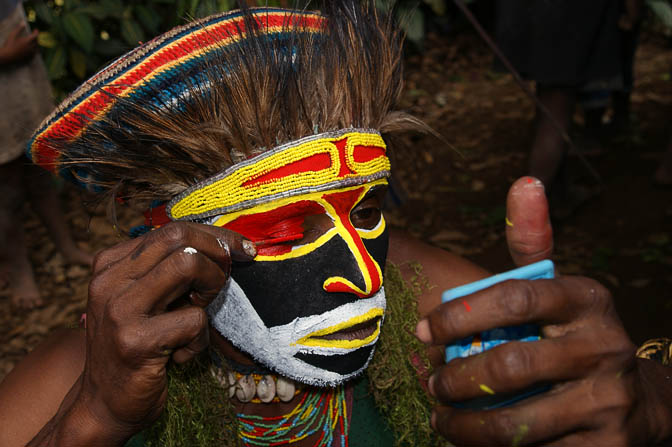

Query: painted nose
322 235 383 298
320 187 384 298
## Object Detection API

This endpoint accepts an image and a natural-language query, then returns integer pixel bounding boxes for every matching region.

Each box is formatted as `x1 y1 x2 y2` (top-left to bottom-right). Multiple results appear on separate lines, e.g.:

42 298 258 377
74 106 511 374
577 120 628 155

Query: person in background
0 0 91 309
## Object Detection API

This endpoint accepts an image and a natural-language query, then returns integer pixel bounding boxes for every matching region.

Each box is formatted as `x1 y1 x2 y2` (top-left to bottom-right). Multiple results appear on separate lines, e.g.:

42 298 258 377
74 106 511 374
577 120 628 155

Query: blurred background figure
0 0 91 309
494 0 623 218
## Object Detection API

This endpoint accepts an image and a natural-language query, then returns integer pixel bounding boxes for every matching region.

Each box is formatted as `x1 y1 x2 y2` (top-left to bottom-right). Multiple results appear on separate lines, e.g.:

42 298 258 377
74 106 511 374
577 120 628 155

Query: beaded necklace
237 385 349 447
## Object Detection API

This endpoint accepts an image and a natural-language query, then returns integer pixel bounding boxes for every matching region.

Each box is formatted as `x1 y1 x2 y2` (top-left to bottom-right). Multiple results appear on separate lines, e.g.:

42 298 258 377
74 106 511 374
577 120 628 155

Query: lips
293 308 384 350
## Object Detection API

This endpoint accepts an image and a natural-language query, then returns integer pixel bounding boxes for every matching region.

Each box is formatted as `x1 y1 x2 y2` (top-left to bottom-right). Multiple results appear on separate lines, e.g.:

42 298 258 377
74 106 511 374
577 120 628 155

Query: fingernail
242 240 257 258
428 374 436 397
415 319 432 344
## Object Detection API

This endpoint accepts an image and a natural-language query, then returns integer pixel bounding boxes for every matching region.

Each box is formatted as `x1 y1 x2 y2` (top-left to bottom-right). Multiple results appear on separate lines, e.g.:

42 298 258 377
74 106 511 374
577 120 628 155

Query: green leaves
45 45 67 80
121 18 145 46
647 0 672 30
62 12 95 53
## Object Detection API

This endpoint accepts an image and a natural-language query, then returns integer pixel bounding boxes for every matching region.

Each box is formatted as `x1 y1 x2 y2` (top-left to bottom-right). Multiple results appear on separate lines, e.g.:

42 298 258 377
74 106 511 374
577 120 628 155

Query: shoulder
387 229 490 314
0 328 86 447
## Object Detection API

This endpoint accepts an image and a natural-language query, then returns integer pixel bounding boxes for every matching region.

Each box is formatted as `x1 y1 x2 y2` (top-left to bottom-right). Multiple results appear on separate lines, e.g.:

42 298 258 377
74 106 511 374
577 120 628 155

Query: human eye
350 188 385 230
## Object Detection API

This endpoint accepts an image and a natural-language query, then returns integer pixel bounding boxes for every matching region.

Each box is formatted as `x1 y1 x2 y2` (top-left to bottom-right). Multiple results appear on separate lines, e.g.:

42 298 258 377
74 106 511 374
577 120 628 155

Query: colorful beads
167 128 390 221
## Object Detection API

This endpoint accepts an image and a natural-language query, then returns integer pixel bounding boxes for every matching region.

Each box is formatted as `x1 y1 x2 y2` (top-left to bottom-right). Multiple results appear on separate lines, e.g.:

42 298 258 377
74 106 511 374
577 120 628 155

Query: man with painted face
1 2 672 447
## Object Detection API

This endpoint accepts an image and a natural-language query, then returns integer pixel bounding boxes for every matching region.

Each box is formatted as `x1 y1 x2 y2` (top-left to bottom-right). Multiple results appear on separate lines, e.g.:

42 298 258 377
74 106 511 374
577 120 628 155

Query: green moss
144 355 241 447
368 263 451 447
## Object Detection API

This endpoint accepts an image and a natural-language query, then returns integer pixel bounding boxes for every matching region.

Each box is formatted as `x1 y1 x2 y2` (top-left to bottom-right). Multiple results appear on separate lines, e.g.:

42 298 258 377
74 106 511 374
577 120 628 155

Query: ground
1 30 671 381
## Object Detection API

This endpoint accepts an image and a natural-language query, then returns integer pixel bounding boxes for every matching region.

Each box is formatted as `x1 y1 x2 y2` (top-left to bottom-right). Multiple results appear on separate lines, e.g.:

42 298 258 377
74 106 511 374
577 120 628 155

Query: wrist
28 381 139 447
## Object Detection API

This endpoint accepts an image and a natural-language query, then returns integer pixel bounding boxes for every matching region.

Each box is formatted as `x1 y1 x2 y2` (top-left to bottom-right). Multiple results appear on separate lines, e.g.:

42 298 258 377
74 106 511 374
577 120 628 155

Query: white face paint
207 278 386 386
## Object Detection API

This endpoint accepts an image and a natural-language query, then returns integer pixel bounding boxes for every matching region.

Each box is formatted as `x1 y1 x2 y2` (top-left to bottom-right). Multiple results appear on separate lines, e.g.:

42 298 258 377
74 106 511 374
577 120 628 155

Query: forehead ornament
166 128 390 221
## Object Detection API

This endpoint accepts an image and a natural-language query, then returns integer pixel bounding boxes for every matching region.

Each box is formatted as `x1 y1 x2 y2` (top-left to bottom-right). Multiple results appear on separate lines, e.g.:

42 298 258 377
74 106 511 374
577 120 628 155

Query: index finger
93 222 255 274
416 276 613 345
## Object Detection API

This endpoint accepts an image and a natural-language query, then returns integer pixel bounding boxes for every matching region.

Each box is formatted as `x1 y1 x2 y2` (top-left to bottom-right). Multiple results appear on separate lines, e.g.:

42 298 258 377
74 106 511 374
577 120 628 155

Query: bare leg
0 158 42 309
528 85 576 188
24 164 92 266
653 136 672 186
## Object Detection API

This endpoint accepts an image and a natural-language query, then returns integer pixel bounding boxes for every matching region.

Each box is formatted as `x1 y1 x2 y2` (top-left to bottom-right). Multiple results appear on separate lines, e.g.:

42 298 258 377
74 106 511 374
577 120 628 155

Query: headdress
27 2 416 202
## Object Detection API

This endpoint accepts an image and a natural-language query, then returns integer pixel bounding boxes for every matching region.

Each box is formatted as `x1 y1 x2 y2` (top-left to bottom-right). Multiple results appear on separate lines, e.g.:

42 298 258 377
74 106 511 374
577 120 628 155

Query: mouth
293 308 383 350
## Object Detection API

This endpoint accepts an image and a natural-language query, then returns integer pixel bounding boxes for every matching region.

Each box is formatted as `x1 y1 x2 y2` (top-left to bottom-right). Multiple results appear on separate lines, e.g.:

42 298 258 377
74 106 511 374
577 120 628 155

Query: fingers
506 177 553 267
429 332 600 402
109 305 209 366
92 222 255 276
417 276 612 345
149 306 210 364
433 375 632 446
110 249 229 316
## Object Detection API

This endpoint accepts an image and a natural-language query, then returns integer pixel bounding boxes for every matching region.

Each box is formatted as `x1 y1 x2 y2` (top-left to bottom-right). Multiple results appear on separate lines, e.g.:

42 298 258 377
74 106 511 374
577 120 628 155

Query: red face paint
320 187 382 298
224 201 325 256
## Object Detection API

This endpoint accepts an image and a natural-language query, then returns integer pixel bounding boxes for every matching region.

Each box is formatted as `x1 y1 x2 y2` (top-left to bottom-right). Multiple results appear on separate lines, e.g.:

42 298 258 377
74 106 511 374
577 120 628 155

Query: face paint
167 129 390 386
207 181 388 386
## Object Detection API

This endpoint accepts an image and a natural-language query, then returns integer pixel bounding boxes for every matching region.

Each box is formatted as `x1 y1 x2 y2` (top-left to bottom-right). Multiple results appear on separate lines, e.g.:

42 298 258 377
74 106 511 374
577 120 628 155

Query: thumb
505 176 553 267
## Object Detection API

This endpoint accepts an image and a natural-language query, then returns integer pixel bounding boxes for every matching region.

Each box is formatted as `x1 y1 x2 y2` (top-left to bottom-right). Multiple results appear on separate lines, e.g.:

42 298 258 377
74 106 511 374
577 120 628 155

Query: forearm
635 358 672 444
28 377 132 447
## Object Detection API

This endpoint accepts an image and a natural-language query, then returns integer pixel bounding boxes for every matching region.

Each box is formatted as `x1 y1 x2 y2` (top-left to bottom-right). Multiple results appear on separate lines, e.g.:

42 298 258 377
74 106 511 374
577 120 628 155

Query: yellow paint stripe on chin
292 308 383 349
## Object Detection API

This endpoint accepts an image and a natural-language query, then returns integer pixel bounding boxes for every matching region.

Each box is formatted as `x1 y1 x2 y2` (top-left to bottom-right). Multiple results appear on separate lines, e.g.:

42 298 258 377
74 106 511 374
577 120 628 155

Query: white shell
256 375 276 403
228 385 236 399
276 377 296 402
227 372 236 387
235 375 256 402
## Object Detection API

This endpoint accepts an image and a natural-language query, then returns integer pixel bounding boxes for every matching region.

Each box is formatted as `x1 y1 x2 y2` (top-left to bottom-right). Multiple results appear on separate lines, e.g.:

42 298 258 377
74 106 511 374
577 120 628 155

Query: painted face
206 179 388 386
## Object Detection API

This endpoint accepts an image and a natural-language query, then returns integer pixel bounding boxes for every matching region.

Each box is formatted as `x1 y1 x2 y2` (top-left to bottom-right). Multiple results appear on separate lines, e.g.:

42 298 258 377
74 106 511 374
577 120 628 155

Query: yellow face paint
292 308 384 349
167 129 390 221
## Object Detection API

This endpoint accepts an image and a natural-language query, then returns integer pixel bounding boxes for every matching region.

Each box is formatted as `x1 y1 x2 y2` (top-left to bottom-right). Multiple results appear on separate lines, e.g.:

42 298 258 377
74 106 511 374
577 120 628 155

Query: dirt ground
1 30 671 381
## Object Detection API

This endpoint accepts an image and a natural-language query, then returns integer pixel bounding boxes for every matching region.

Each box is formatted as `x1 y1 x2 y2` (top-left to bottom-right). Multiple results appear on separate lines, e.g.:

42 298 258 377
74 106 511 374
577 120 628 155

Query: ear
505 177 554 267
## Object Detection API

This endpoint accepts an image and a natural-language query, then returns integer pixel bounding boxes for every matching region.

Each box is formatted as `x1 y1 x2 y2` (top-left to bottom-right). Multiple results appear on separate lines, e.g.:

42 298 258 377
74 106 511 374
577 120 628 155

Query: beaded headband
166 128 390 221
26 8 325 184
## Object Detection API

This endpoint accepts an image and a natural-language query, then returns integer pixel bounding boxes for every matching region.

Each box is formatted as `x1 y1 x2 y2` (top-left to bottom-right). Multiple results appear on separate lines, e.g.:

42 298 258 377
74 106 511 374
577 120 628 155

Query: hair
49 0 426 204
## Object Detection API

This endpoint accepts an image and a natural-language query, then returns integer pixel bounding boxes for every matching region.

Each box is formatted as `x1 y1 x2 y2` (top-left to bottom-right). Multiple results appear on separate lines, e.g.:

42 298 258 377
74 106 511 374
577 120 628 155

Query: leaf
34 3 55 25
37 31 58 48
423 0 447 16
647 0 672 29
75 4 110 20
135 5 161 34
95 37 128 56
121 19 146 46
69 48 87 79
62 12 95 53
99 0 125 19
397 6 425 46
45 46 67 80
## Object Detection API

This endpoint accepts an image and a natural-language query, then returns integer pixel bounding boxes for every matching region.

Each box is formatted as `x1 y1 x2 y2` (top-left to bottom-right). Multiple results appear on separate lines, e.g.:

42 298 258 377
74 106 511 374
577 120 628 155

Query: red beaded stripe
30 10 325 173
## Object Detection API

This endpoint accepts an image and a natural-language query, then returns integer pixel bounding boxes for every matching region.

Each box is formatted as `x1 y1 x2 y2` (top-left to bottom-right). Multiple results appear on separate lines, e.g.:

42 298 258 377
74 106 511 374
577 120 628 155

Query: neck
208 327 351 447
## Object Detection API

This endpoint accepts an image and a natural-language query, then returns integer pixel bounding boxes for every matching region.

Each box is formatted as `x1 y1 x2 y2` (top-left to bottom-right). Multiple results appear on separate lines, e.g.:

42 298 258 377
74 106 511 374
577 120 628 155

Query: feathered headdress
27 1 422 204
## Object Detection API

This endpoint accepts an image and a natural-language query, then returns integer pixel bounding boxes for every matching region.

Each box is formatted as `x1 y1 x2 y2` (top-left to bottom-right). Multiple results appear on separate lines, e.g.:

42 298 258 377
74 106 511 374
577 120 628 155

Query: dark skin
0 24 38 65
0 177 670 446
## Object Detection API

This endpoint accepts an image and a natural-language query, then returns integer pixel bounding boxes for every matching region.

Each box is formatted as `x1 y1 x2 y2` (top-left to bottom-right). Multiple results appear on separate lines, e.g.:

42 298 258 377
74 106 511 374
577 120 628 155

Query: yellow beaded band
166 128 390 221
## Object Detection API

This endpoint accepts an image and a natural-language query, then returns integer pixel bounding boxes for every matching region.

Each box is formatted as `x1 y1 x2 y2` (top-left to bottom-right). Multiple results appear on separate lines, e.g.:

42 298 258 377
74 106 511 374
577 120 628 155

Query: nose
321 225 383 299
320 187 384 298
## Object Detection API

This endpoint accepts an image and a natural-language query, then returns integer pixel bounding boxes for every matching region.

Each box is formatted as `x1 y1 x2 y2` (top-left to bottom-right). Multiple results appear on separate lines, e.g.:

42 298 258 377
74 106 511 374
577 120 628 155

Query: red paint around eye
321 187 382 298
352 145 386 163
223 201 325 256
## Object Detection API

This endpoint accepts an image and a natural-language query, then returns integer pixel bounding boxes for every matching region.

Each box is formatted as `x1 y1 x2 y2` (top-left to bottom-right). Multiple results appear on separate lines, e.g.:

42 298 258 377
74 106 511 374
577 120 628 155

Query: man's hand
0 24 38 65
416 177 671 446
29 223 256 446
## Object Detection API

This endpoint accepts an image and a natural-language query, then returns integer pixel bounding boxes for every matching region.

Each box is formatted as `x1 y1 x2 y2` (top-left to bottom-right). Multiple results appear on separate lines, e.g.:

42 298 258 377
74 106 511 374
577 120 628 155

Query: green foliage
24 0 289 100
647 0 672 32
